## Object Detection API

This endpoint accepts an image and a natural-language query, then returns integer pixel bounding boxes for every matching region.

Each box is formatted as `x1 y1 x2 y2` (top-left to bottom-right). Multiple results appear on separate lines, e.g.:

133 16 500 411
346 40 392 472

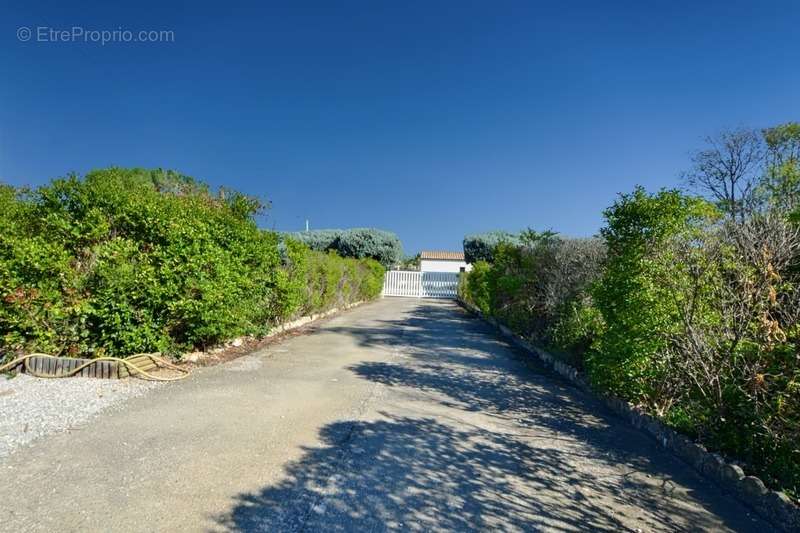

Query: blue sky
1 1 799 254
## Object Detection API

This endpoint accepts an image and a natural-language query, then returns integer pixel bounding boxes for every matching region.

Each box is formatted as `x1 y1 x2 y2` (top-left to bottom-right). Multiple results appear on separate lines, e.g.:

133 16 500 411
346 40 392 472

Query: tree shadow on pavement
215 413 643 532
214 301 762 532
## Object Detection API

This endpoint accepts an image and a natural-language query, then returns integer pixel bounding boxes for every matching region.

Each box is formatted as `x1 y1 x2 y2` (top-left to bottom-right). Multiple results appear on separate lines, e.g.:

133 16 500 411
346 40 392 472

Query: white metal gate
382 271 459 299
420 272 460 298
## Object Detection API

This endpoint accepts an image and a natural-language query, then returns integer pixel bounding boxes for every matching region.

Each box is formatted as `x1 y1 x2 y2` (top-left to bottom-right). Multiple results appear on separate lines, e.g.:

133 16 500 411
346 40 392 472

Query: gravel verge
0 374 161 459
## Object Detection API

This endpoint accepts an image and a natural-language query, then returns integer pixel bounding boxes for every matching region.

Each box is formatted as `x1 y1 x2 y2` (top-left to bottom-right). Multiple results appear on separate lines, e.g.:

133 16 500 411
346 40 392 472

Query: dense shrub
0 168 384 358
592 189 800 495
290 228 402 268
462 231 521 263
291 229 342 252
458 186 800 498
589 187 718 405
459 232 605 365
458 260 492 315
653 215 800 494
332 228 402 268
280 243 384 317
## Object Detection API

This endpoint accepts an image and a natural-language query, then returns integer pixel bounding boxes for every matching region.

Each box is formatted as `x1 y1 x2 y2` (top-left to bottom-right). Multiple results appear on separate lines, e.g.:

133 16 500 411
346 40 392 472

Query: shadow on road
215 413 644 531
214 301 759 532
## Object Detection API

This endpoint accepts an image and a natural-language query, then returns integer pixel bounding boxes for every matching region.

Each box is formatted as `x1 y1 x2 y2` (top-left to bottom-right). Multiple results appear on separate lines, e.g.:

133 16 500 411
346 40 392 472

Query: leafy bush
459 232 605 360
457 185 800 497
291 229 343 252
588 187 718 406
591 189 800 495
332 228 402 268
462 231 521 263
458 260 492 315
290 228 402 268
650 215 800 494
0 168 385 358
281 244 384 317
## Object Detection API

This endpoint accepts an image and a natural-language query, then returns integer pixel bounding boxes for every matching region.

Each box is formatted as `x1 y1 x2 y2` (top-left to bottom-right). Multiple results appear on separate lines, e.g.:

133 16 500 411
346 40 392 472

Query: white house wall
420 259 472 273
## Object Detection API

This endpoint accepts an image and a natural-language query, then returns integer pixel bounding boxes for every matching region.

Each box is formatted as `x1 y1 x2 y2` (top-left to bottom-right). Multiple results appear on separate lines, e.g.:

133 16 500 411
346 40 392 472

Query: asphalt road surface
0 298 769 532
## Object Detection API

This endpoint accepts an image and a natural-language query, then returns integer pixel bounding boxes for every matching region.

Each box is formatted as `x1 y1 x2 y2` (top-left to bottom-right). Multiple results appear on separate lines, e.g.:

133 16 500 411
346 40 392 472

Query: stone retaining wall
457 298 800 532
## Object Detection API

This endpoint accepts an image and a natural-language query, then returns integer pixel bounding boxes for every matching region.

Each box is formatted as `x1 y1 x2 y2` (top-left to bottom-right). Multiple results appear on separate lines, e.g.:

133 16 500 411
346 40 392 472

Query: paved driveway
0 299 767 532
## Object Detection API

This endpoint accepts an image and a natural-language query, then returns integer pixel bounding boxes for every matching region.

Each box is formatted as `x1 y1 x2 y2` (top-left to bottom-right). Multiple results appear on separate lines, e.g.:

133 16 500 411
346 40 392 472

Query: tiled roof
420 251 465 261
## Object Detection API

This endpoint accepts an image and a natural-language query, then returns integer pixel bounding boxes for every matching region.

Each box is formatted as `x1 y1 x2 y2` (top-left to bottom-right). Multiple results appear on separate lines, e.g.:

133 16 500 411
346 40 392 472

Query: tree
684 127 764 222
398 253 420 270
289 228 403 268
332 228 403 268
462 231 520 263
762 122 800 217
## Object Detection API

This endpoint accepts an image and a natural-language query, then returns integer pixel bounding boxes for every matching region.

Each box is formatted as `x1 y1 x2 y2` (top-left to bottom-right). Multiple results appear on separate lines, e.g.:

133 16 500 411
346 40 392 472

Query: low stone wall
457 298 800 532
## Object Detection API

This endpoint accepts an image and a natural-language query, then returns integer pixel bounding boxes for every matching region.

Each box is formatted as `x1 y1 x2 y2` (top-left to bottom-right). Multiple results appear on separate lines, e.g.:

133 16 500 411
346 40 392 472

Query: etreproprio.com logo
17 26 175 45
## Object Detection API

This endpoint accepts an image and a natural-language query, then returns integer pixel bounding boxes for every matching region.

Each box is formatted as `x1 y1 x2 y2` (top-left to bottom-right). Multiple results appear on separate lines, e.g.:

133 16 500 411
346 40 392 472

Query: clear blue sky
2 1 798 254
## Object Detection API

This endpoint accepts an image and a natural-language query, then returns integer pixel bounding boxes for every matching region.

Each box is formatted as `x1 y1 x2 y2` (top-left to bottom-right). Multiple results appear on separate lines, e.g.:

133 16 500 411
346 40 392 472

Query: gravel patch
0 374 161 459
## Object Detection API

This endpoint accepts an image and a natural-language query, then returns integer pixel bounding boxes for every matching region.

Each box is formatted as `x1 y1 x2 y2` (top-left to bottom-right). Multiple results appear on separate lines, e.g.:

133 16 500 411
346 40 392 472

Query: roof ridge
420 250 465 260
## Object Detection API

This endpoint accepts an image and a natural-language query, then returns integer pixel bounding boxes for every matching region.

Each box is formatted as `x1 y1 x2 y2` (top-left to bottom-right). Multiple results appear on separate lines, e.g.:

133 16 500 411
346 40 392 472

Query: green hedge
280 241 385 317
458 233 605 368
0 168 384 358
459 187 800 499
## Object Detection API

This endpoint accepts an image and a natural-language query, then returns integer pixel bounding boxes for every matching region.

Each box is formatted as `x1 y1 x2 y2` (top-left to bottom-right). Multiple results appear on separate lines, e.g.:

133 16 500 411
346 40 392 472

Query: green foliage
398 253 420 270
462 231 521 263
456 119 800 498
593 190 800 496
291 229 343 252
284 246 384 317
550 300 605 365
290 228 402 268
458 260 493 315
459 233 605 359
649 216 800 496
588 187 718 404
459 183 800 497
762 122 800 215
0 168 384 358
332 228 402 268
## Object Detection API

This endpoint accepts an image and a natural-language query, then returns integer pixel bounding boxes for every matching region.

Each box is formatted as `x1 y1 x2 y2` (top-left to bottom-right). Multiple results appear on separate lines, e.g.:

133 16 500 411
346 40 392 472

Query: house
419 251 472 273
